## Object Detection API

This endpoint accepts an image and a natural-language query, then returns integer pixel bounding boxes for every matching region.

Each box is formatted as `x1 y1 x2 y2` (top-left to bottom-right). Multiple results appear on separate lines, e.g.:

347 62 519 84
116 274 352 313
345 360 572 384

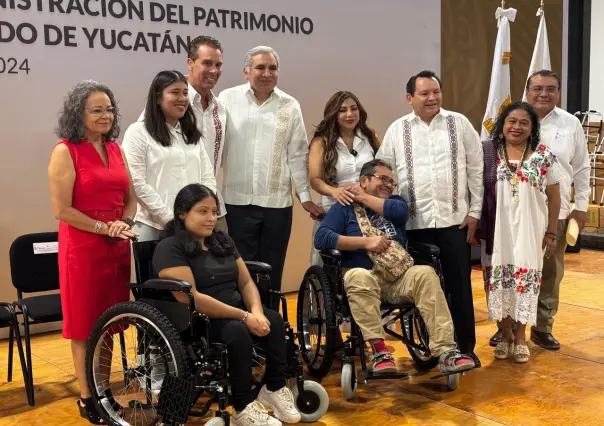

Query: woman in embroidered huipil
308 91 380 266
122 70 217 242
478 102 561 363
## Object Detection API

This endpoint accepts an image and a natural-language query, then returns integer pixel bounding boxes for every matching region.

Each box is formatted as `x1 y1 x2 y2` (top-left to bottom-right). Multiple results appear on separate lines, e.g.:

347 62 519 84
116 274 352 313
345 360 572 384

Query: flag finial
540 0 544 8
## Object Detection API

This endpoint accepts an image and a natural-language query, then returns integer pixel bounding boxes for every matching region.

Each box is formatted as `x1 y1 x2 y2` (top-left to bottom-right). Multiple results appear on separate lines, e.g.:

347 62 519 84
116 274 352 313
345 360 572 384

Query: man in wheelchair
152 184 300 426
314 159 475 375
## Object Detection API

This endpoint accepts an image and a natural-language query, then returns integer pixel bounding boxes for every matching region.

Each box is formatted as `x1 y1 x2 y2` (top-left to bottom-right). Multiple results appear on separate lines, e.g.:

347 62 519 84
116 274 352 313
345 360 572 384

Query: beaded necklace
499 141 529 205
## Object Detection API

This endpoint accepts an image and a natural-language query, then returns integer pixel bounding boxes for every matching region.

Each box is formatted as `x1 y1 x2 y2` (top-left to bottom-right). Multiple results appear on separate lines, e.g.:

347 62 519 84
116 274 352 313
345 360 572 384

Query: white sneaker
231 401 282 426
257 385 301 423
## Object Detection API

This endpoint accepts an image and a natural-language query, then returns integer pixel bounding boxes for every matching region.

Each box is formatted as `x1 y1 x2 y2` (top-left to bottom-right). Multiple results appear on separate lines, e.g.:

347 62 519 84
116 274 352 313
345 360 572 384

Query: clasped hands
104 220 139 240
242 309 272 337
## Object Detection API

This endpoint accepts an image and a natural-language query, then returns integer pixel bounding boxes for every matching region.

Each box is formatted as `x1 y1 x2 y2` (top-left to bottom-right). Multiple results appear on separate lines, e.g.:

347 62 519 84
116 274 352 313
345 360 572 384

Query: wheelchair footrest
364 371 409 381
157 374 194 424
429 369 471 380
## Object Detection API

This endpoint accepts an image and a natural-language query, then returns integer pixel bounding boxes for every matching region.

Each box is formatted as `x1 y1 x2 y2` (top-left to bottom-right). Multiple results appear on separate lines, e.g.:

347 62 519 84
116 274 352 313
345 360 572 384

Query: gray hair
360 159 393 177
244 46 280 72
55 80 121 144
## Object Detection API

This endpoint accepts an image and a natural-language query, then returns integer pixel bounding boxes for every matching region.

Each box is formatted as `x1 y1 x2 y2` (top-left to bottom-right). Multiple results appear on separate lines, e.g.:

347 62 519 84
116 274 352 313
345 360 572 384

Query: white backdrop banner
0 0 440 323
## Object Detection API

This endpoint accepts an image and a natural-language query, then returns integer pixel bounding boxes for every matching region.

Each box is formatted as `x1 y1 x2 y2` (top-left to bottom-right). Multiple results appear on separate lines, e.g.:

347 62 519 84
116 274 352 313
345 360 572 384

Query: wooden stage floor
1 250 603 425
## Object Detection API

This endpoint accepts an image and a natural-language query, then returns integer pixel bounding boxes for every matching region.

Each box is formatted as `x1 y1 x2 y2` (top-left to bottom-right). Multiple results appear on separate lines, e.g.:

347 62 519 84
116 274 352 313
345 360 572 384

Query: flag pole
501 0 506 8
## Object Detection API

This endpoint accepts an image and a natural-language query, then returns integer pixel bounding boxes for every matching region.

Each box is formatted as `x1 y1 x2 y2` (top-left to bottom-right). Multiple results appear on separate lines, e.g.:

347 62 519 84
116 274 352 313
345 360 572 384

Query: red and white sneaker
438 350 475 374
371 351 397 373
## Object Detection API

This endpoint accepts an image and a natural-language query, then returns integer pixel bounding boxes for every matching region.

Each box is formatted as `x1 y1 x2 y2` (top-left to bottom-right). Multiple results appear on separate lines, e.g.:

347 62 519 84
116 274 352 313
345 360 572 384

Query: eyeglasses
529 86 558 94
367 174 397 188
86 107 116 117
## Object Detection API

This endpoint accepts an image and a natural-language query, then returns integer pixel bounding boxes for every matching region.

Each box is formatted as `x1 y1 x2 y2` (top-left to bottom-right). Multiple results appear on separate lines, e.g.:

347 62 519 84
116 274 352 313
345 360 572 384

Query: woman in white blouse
308 91 380 266
123 70 217 241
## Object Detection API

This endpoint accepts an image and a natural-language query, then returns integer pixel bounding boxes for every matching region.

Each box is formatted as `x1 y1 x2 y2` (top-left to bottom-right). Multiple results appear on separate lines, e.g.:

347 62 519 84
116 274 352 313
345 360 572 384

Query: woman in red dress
48 81 138 424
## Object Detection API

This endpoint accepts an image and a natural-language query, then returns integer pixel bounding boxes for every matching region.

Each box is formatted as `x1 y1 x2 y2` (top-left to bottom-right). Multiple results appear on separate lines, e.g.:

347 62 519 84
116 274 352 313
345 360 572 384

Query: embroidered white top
377 108 483 230
539 107 590 218
320 133 375 210
122 120 217 230
218 83 311 208
187 83 228 217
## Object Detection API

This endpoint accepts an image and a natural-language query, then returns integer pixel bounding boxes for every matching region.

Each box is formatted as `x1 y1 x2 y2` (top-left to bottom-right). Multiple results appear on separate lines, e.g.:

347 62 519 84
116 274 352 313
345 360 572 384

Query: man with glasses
314 159 476 374
218 46 323 308
376 70 483 367
488 69 589 350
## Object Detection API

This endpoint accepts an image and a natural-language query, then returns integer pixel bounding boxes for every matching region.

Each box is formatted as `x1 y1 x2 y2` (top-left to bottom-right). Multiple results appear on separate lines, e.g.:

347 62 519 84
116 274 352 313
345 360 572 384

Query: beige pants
344 265 456 357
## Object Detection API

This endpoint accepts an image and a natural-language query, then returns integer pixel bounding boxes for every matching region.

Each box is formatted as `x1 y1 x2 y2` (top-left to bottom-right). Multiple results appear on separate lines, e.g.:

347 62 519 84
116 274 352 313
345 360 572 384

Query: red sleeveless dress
57 140 131 340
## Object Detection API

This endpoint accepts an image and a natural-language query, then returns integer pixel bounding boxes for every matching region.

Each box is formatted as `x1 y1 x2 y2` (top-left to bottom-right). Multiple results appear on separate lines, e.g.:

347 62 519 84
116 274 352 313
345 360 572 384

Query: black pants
210 307 286 412
226 204 293 308
407 225 476 353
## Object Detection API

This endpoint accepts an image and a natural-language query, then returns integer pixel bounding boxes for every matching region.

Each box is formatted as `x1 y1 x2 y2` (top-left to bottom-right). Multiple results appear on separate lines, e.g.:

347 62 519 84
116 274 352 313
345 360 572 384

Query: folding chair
9 232 63 406
0 302 30 404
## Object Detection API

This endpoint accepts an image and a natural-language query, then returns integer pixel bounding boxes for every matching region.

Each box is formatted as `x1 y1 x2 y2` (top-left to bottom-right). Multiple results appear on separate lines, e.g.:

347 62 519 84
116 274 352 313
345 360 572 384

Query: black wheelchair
84 240 329 426
297 242 466 399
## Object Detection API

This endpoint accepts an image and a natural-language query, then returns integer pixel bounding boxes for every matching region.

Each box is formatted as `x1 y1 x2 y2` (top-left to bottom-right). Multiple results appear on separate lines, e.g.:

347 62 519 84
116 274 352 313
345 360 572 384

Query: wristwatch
122 218 135 228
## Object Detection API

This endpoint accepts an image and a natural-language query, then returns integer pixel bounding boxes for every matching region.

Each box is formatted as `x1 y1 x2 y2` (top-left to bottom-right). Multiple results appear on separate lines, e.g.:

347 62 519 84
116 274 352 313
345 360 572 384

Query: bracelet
93 221 102 234
240 311 250 323
545 232 557 240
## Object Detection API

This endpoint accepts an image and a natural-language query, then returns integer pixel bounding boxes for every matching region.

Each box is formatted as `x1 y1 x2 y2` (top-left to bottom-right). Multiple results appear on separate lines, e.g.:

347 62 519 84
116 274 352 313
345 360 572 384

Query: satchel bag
353 204 414 282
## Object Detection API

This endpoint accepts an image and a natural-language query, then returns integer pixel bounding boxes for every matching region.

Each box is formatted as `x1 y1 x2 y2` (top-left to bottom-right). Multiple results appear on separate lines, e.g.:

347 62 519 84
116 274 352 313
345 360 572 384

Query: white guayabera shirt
539 107 590 219
377 108 484 231
187 83 228 217
218 83 311 208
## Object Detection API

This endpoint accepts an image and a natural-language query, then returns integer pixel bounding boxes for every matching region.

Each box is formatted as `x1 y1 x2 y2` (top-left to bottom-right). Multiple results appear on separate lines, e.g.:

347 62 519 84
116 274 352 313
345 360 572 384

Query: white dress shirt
218 83 311 208
187 83 228 217
122 121 217 230
377 109 483 230
320 133 375 210
540 107 590 218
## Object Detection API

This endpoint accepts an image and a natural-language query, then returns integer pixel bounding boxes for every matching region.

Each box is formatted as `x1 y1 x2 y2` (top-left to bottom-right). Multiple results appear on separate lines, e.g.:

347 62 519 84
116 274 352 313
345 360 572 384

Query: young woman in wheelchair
152 184 301 426
314 159 475 375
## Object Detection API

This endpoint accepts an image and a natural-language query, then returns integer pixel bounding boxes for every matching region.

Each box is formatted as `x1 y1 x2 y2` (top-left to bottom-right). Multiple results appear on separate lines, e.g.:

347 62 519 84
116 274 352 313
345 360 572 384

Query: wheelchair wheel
86 301 190 426
403 308 438 370
297 265 337 378
341 362 357 400
291 380 329 423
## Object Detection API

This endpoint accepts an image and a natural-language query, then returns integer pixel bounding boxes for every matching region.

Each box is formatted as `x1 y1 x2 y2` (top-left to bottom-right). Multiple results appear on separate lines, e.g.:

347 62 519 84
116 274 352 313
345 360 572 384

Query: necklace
499 141 529 205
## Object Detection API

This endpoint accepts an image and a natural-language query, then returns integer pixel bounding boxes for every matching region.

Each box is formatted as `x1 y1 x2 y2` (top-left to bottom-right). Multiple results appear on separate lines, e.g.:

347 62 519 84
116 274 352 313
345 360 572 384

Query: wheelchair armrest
320 249 341 259
129 278 192 292
245 261 272 274
407 242 440 258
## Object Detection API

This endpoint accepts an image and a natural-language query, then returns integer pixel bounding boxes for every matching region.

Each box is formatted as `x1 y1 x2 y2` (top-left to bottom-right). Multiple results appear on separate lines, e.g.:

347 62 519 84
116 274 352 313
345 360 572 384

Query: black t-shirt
152 235 243 308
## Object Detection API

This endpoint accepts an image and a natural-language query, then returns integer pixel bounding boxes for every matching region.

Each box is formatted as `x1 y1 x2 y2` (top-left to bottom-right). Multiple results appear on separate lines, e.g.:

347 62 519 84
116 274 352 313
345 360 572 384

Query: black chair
9 232 63 406
0 302 30 404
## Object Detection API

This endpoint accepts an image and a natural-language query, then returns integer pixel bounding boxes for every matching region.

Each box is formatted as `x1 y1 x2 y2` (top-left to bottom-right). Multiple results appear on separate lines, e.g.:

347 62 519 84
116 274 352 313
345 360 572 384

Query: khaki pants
535 219 567 333
344 265 456 357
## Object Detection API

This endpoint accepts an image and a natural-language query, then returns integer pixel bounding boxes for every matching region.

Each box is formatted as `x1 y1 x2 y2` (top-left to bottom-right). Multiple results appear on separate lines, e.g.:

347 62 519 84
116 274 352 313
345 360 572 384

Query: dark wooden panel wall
441 0 563 131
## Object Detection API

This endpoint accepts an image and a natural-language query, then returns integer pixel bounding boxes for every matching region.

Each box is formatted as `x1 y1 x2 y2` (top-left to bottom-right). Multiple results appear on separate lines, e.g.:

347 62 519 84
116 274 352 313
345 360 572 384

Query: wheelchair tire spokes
402 308 438 370
297 266 337 378
86 301 191 426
